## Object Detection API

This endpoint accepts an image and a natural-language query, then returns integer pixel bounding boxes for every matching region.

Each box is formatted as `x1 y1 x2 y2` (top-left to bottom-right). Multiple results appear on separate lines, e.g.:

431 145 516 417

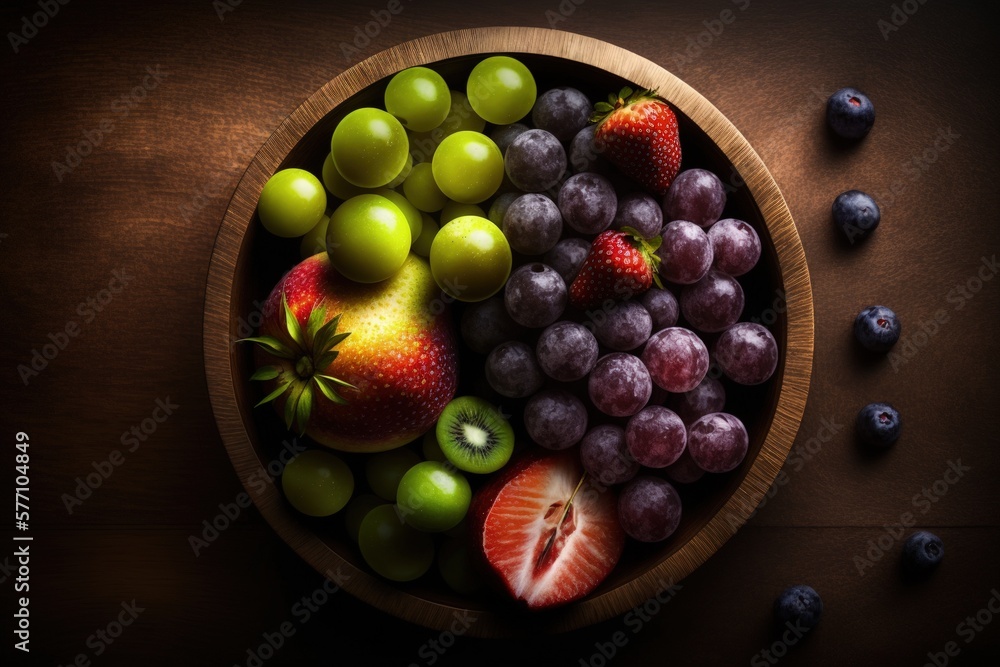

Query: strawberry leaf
239 336 294 359
282 293 305 349
284 382 305 432
312 314 349 357
305 301 328 348
313 375 350 406
317 373 357 391
315 350 339 371
255 379 293 408
249 365 281 382
295 383 313 434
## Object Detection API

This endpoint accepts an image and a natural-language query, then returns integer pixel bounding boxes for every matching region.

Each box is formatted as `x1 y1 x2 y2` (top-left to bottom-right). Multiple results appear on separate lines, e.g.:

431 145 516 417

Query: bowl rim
203 25 814 637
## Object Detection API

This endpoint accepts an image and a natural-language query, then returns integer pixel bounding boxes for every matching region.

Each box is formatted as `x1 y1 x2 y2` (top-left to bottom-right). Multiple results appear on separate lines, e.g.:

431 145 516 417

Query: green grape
344 493 383 543
431 131 504 204
466 56 536 125
327 194 410 283
438 537 483 595
373 188 422 244
442 91 486 134
331 108 409 188
385 66 451 132
281 450 354 517
411 213 438 258
386 153 413 189
321 153 369 200
440 200 486 225
407 91 485 163
421 429 446 461
365 447 421 501
430 215 512 302
257 168 327 237
299 213 330 259
395 461 471 532
402 163 448 212
358 504 434 582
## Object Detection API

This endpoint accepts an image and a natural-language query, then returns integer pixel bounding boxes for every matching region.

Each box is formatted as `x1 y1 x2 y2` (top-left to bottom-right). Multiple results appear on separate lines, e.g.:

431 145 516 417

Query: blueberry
901 530 944 577
854 305 901 352
856 402 901 447
774 585 823 630
826 87 875 140
833 190 880 243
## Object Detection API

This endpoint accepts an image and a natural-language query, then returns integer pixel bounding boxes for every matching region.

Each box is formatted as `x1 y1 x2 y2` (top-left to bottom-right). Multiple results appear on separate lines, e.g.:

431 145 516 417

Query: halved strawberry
469 451 625 609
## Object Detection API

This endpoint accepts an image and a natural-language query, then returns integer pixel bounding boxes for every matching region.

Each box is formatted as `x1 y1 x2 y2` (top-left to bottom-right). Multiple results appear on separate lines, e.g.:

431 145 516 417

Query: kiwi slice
436 396 515 474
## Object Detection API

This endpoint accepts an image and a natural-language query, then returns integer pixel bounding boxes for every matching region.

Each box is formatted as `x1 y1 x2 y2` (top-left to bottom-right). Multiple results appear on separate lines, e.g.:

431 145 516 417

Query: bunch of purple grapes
461 85 779 545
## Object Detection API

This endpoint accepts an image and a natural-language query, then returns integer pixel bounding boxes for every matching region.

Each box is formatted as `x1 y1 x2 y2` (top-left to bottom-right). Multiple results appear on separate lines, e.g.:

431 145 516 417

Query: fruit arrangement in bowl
204 27 813 636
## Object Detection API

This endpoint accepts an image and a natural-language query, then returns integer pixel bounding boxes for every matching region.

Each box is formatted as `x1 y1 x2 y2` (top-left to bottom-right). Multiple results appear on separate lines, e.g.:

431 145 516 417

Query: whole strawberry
592 87 682 195
244 253 458 452
569 227 662 309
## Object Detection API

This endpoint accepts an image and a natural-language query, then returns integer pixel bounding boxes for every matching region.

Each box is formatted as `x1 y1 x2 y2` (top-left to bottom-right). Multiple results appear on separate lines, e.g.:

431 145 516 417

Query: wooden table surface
2 0 999 665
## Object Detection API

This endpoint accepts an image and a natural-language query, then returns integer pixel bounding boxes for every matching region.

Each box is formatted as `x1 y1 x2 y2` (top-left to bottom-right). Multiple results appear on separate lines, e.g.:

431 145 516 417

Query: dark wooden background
2 0 999 665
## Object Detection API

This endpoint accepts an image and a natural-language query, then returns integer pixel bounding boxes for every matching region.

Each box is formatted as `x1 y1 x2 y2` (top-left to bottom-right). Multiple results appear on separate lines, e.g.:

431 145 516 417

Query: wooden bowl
204 26 814 637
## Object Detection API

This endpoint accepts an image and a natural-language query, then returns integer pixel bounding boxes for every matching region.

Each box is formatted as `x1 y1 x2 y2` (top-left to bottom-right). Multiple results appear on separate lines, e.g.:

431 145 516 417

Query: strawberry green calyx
590 87 666 126
620 225 665 289
240 293 356 434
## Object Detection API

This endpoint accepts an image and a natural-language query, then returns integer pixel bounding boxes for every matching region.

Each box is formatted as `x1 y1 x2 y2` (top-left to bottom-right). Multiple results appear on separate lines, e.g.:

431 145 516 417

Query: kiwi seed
436 396 514 474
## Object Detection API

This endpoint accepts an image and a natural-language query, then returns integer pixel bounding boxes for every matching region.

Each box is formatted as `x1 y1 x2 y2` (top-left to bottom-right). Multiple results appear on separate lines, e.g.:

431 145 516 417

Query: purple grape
708 218 761 276
568 125 607 174
642 327 710 393
487 191 521 226
639 288 679 332
543 238 591 284
490 122 530 155
617 476 682 542
661 168 726 229
715 322 778 385
664 449 705 484
590 301 652 351
579 424 640 486
502 194 563 255
504 263 567 328
558 172 617 234
504 129 567 192
523 389 588 450
657 220 713 285
612 192 663 238
484 341 544 398
535 321 599 381
687 412 748 473
531 87 592 142
670 376 726 425
625 406 686 468
588 353 652 417
460 296 525 354
680 269 745 333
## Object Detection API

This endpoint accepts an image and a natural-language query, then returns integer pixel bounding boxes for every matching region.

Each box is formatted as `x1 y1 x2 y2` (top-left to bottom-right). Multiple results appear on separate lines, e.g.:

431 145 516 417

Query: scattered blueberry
774 585 823 630
901 530 944 577
856 402 901 447
854 305 901 352
833 190 881 242
826 87 875 140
